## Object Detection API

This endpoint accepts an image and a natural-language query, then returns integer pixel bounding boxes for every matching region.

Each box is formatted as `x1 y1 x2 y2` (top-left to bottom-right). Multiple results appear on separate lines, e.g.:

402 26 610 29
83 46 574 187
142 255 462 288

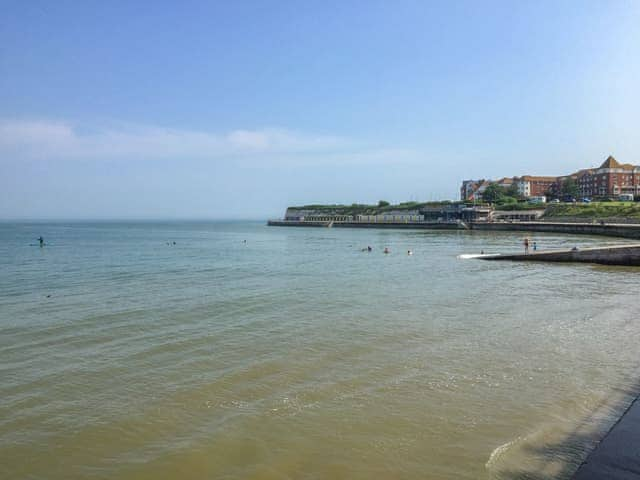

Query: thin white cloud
0 119 351 160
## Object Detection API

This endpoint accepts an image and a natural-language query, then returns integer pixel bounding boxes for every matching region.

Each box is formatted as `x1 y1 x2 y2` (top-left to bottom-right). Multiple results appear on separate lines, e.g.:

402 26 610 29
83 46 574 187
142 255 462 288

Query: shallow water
1 221 639 479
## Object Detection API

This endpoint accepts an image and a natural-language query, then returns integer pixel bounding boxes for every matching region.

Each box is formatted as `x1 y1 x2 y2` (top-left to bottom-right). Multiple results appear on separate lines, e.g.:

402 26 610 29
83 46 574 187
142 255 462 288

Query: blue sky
1 0 639 219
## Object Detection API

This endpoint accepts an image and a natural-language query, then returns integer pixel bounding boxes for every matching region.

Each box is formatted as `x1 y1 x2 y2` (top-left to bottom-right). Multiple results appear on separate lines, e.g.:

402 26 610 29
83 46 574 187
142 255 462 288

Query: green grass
543 202 640 218
494 202 547 211
289 200 640 219
290 201 459 216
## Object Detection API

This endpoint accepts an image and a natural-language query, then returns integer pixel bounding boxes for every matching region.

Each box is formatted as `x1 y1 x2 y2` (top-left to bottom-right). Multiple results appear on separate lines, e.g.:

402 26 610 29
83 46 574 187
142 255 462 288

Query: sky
1 0 640 219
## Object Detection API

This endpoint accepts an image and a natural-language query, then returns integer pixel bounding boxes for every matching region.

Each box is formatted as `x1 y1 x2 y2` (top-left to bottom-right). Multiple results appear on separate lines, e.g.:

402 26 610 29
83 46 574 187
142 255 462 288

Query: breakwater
478 244 640 266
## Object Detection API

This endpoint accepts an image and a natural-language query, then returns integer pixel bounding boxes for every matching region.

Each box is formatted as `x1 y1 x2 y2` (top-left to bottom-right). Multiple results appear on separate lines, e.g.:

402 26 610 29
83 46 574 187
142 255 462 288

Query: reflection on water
0 222 639 479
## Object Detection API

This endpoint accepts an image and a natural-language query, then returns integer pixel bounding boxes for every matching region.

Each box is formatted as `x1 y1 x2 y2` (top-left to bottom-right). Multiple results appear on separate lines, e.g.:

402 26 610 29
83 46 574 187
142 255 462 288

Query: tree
378 200 390 207
545 187 558 200
506 182 521 199
482 184 507 203
561 177 579 199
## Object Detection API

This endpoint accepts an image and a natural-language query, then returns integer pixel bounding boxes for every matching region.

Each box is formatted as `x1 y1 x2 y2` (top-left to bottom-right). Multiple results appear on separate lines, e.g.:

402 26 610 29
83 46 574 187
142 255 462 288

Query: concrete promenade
478 244 640 266
572 395 640 479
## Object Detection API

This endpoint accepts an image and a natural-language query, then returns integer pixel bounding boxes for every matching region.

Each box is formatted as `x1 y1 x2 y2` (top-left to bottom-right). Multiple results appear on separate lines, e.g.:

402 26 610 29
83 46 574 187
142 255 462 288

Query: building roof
520 175 558 182
599 155 620 169
496 177 514 185
573 168 594 178
598 155 638 171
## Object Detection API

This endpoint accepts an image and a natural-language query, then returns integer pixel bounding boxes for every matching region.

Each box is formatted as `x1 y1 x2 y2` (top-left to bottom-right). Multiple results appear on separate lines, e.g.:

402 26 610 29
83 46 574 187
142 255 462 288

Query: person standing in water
533 241 537 252
523 237 530 254
38 236 44 247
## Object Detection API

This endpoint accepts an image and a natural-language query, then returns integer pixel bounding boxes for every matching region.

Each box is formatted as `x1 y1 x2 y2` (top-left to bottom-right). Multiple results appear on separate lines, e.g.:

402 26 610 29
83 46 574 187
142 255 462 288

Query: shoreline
572 393 640 479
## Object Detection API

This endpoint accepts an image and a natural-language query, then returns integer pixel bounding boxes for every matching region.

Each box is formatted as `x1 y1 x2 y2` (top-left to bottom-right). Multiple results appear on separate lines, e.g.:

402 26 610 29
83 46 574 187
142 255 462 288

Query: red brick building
517 175 558 197
460 156 640 201
568 156 640 198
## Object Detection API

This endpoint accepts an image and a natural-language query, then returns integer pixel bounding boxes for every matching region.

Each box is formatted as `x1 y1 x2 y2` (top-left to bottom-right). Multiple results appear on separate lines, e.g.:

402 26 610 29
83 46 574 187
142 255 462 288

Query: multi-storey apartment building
460 156 640 201
518 176 558 197
568 156 640 198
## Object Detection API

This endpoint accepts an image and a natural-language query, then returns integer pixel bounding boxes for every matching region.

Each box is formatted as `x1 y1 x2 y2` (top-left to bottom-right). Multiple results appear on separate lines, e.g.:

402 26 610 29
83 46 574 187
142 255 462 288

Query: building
421 204 492 222
517 176 558 197
495 177 515 189
356 210 423 222
571 156 640 198
492 209 545 222
460 180 484 201
284 208 353 222
460 156 640 201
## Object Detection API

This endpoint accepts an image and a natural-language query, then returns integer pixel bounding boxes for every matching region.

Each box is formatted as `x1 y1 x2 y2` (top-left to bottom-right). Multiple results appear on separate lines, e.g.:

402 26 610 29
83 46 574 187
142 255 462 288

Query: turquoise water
1 221 639 479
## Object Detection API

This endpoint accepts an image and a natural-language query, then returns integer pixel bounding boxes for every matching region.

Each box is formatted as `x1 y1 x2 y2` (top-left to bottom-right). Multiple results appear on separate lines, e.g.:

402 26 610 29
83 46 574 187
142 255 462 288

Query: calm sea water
1 221 639 479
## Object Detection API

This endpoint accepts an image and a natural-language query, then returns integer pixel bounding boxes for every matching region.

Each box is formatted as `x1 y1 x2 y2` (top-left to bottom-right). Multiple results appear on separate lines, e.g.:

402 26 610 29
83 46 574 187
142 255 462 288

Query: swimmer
384 247 390 254
407 250 413 256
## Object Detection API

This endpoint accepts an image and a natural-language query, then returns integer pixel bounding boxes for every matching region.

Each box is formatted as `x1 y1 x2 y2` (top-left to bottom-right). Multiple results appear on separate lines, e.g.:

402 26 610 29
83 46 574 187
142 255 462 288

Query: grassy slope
493 202 546 211
289 201 640 219
289 201 459 216
543 202 640 219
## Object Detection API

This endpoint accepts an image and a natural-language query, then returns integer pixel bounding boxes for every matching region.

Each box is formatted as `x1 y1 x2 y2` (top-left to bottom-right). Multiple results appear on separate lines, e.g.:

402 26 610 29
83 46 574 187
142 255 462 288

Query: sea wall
268 219 640 239
470 222 640 239
540 216 640 225
571 394 640 479
335 222 461 230
267 220 331 227
267 220 462 230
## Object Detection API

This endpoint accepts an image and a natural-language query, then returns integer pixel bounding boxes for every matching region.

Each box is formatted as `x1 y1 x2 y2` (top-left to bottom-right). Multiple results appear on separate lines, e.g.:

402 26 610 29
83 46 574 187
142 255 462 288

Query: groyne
478 244 640 266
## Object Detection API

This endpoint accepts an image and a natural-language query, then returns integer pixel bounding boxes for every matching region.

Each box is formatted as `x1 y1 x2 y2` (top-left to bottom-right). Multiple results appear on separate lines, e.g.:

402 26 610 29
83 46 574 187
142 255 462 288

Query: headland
268 202 640 240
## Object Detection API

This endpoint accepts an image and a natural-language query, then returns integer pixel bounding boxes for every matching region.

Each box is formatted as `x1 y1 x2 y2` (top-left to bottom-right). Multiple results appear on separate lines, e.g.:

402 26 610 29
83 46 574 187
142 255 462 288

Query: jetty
478 244 640 266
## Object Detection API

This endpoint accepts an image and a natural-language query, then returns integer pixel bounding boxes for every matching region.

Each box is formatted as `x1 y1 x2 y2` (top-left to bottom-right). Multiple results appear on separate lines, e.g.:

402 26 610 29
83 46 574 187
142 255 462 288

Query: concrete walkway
572 395 640 479
478 244 640 266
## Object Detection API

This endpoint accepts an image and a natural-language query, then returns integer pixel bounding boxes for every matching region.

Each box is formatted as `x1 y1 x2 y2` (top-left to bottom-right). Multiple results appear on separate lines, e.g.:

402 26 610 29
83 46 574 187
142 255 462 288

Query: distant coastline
268 201 640 239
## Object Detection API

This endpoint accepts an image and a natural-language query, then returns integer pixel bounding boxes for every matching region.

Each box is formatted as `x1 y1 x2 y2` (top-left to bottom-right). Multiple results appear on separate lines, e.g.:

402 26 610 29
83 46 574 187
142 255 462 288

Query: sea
1 220 639 479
